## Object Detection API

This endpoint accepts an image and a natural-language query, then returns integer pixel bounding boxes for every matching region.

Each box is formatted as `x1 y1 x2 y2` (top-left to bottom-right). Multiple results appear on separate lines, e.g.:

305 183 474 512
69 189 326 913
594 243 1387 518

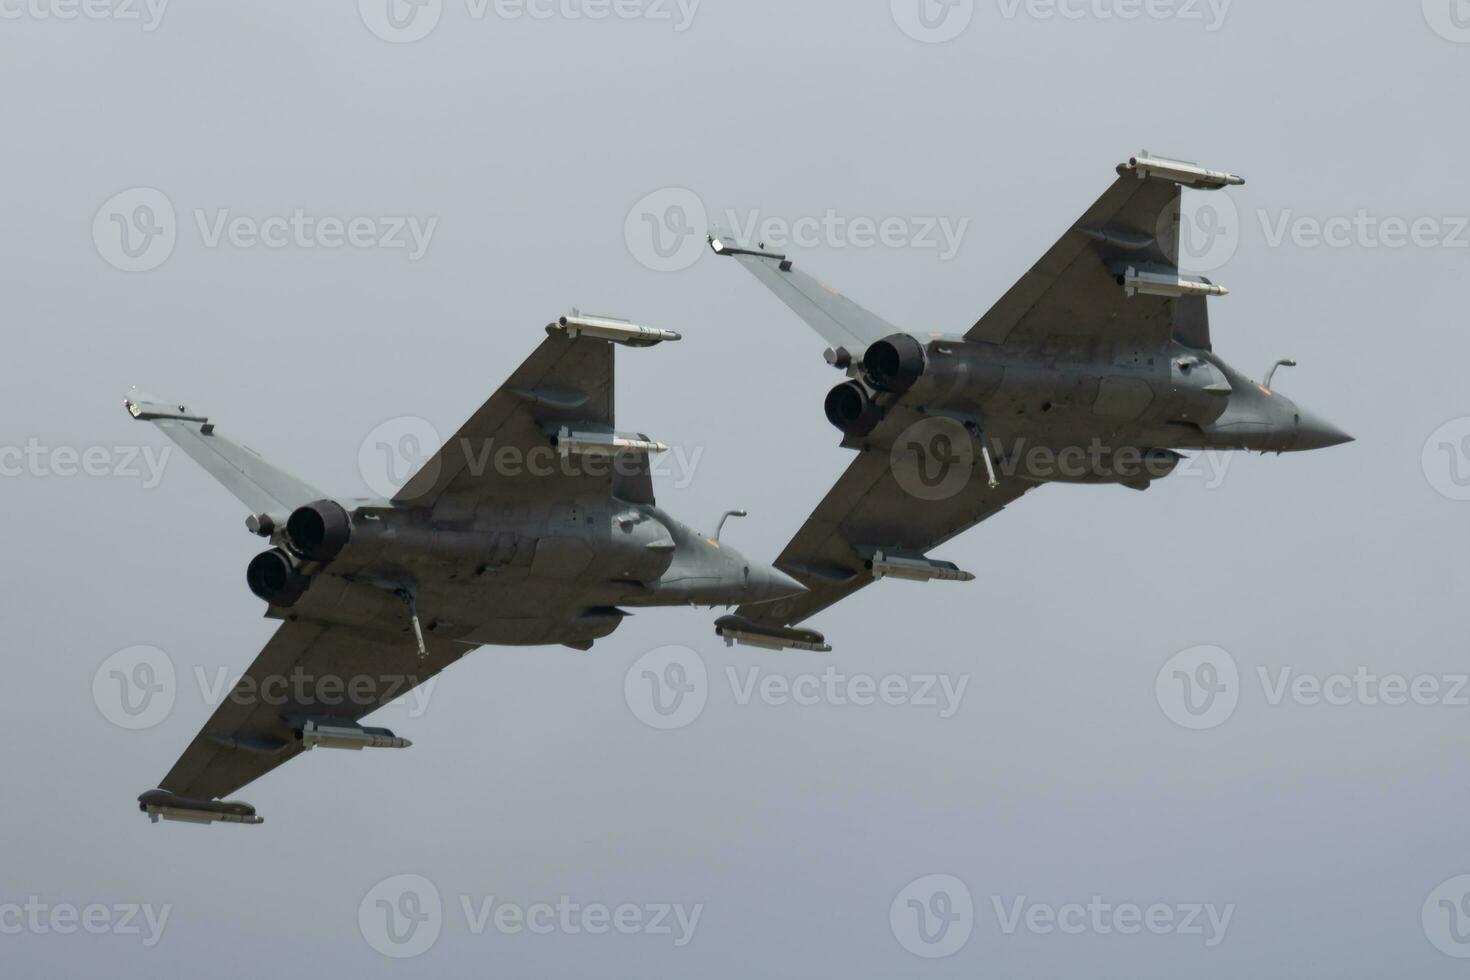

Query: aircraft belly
531 536 595 578
456 616 616 647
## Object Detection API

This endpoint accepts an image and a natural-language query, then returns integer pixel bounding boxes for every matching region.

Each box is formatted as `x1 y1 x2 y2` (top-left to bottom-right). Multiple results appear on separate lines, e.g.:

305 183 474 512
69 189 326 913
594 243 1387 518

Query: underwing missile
553 426 668 457
1121 267 1229 299
137 789 264 826
296 719 412 751
865 550 976 583
715 615 831 653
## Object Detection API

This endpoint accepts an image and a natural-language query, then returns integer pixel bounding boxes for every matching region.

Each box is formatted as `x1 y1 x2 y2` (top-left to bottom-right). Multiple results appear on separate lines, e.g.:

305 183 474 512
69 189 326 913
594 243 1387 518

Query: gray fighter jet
127 315 802 825
708 152 1352 654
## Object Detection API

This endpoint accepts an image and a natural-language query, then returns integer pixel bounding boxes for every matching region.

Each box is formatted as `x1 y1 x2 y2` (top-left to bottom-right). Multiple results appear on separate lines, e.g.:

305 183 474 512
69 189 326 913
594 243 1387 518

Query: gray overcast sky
4 1 1470 976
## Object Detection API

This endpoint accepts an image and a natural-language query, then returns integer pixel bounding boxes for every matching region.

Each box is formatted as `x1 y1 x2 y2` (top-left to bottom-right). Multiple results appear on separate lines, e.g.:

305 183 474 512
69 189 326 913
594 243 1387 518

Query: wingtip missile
707 234 787 261
123 390 207 424
554 314 681 347
1125 152 1245 189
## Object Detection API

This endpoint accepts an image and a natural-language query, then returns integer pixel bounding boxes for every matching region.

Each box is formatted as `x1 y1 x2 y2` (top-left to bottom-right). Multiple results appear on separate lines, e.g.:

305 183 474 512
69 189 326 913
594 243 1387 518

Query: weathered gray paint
714 156 1352 642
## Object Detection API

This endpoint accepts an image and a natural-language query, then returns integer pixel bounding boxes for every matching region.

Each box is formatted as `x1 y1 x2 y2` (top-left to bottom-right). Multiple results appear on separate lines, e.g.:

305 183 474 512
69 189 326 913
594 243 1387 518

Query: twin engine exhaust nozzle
823 333 927 438
245 499 352 607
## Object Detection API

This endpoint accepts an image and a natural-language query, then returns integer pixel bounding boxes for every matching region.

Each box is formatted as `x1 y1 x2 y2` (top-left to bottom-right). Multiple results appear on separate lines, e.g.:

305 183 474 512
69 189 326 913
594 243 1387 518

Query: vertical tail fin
707 226 903 352
1172 295 1213 351
124 391 324 517
612 450 656 506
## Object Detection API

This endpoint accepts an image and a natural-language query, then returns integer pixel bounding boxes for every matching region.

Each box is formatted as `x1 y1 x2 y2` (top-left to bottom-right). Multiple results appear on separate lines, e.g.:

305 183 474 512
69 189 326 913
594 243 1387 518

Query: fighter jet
707 152 1352 654
126 314 803 825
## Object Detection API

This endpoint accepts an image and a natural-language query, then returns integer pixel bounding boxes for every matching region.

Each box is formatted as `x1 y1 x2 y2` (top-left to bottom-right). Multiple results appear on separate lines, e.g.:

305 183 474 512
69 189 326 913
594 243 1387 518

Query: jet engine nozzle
285 499 351 562
246 548 311 607
824 381 884 438
863 334 926 395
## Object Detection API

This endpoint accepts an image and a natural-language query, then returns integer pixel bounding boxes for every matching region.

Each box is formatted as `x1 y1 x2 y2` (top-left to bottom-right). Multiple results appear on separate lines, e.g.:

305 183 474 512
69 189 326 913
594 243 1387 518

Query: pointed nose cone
1295 408 1355 451
746 564 807 604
